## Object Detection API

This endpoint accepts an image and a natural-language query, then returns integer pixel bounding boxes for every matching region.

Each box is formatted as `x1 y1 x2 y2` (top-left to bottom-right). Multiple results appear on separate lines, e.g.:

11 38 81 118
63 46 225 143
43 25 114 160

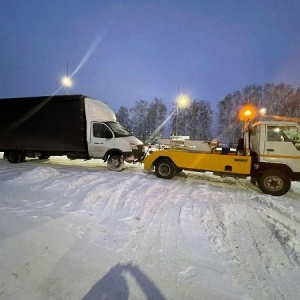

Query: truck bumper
124 145 145 162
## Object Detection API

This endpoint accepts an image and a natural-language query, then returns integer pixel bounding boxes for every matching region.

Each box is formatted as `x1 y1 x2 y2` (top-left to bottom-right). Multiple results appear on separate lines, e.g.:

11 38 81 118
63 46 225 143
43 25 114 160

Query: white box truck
0 94 144 171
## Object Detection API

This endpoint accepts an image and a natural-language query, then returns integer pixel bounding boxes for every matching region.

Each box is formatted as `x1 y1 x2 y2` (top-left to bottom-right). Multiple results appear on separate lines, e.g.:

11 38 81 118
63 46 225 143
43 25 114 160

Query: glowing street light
61 61 72 94
61 76 72 94
259 107 267 116
176 94 190 136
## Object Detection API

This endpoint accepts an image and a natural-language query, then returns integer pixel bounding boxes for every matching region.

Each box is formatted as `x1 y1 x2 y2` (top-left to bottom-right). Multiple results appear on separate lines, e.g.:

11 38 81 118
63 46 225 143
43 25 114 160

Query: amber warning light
239 104 258 121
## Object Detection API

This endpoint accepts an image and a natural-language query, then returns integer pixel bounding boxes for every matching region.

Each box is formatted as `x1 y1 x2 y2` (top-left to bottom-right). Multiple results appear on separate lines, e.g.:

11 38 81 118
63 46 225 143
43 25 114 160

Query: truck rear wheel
107 155 124 172
155 159 176 179
38 154 50 160
7 151 22 163
257 170 291 196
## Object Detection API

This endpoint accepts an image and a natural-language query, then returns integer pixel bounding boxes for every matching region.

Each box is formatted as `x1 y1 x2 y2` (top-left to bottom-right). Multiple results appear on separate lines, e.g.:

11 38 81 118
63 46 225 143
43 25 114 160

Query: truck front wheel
7 151 22 163
257 170 291 196
107 155 124 172
155 159 176 179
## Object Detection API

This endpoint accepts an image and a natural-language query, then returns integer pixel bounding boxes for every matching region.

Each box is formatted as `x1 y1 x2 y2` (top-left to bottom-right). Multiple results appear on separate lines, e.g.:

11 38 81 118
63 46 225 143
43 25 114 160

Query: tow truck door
263 125 300 171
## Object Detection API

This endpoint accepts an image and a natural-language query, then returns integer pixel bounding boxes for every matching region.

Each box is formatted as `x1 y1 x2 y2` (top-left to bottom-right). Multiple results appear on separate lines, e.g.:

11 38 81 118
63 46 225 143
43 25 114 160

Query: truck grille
133 144 145 160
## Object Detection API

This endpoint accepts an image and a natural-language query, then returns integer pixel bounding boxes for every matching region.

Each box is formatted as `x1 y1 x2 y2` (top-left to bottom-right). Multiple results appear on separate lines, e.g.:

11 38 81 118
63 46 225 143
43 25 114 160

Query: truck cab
250 121 300 195
84 98 144 170
89 121 144 170
251 121 300 167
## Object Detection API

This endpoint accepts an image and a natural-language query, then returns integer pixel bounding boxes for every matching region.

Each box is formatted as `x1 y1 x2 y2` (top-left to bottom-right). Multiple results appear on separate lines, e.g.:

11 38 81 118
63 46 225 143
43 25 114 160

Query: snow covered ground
0 153 300 300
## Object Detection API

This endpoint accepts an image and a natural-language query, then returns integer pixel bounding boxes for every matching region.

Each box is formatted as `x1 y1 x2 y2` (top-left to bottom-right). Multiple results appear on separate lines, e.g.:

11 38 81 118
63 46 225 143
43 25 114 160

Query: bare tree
116 106 132 132
130 100 149 140
146 97 167 140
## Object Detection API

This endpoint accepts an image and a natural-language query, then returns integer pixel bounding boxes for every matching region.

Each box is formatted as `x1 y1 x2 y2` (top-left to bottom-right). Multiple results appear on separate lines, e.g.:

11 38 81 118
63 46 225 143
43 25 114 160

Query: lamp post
61 61 72 94
61 76 72 94
175 94 190 137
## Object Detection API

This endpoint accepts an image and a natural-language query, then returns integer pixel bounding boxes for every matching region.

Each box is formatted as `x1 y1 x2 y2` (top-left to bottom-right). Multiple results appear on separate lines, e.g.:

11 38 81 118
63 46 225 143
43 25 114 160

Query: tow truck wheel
7 151 22 163
107 155 124 172
155 159 176 179
257 170 291 196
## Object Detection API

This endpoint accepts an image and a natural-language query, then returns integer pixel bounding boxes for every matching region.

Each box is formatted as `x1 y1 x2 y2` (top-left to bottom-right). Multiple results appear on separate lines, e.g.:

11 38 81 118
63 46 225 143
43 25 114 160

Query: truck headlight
130 143 138 150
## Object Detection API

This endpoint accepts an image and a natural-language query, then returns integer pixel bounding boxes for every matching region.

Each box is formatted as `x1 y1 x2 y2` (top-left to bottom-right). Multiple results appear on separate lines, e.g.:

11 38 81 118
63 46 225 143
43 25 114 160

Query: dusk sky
1 0 300 112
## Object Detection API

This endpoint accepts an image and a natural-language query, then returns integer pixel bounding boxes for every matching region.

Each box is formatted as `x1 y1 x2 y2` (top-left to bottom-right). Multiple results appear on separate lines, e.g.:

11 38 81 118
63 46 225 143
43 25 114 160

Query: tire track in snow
123 179 179 253
196 188 286 299
117 177 191 298
82 173 142 219
228 214 284 299
252 196 300 267
218 193 300 299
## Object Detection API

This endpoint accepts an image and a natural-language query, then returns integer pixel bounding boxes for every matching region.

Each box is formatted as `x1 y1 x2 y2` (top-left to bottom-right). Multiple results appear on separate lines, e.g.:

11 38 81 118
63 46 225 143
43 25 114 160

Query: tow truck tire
7 151 22 163
155 159 176 179
107 155 124 172
257 170 291 196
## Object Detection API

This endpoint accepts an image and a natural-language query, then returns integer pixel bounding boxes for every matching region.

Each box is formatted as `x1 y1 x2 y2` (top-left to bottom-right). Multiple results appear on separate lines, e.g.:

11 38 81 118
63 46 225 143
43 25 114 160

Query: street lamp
61 76 72 94
61 61 72 94
259 107 267 116
175 94 190 137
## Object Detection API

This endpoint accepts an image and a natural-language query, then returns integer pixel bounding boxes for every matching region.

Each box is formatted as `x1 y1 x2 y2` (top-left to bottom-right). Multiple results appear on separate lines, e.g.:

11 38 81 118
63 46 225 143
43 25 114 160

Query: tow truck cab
250 121 300 178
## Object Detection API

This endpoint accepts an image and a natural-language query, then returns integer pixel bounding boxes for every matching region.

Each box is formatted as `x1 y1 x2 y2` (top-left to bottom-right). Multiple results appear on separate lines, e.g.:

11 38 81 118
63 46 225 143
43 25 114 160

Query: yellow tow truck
143 106 300 196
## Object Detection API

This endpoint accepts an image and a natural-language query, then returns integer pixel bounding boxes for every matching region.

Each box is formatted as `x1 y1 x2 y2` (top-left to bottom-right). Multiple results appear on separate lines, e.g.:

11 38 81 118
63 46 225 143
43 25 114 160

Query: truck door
89 122 115 158
263 125 300 170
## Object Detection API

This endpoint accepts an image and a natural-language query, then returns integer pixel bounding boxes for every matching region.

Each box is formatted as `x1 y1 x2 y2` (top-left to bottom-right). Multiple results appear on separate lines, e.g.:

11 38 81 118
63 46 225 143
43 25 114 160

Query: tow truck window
267 126 284 141
282 126 300 151
267 125 300 150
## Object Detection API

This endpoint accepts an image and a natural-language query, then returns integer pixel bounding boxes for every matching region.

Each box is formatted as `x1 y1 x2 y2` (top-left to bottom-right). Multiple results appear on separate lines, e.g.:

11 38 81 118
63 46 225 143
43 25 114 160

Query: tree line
116 83 300 144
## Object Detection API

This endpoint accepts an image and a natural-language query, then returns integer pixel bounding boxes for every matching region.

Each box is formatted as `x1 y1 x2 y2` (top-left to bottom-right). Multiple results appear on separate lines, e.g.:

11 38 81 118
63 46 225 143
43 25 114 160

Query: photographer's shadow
82 262 166 300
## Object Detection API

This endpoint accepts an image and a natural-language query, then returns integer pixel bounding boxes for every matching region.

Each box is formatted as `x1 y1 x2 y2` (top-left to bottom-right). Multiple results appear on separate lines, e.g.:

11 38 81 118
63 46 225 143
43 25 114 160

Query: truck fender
256 162 294 179
103 149 123 162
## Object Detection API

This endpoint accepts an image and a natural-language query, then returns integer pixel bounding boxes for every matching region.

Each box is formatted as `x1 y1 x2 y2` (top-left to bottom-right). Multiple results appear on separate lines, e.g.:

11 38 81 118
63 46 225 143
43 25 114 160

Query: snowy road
0 155 300 299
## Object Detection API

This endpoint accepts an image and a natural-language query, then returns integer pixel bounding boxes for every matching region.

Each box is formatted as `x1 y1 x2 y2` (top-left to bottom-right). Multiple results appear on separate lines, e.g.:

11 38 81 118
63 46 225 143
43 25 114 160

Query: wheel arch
257 162 294 179
153 156 177 168
103 149 123 162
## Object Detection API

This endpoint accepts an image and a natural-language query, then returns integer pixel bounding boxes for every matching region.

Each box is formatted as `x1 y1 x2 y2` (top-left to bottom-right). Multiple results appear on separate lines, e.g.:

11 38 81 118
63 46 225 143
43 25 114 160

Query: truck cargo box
0 95 88 153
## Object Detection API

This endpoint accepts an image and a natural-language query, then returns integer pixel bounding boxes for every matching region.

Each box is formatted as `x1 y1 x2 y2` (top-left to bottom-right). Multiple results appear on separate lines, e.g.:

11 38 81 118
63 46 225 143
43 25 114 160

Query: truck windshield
105 122 132 137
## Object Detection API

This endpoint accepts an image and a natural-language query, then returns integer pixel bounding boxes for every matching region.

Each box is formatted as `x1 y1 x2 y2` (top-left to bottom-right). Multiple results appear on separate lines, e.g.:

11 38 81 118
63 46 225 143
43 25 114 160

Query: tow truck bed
143 148 251 177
